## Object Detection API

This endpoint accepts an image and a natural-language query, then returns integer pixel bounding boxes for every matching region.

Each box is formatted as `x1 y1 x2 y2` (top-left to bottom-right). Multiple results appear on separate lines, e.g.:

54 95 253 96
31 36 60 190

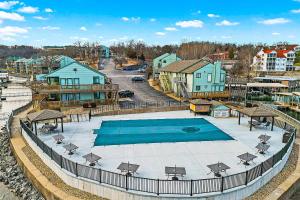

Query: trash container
282 132 291 143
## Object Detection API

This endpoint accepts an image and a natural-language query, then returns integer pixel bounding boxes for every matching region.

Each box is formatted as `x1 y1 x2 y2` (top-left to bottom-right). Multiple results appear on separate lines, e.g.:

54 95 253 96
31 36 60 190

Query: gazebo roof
238 107 277 117
27 109 65 122
190 99 212 105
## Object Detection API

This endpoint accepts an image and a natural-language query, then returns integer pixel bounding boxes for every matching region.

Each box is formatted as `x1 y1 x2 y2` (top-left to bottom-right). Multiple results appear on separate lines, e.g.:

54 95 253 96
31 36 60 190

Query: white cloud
33 16 47 20
0 11 24 21
207 13 220 18
293 0 300 2
80 26 87 31
216 20 239 26
272 32 281 36
164 27 178 31
288 35 296 39
258 18 290 25
42 26 60 30
109 38 118 43
0 19 2 24
0 1 19 9
291 9 300 13
150 18 156 22
221 35 232 39
176 20 204 28
119 36 128 40
121 17 129 21
45 8 53 13
0 26 28 41
98 36 104 39
155 32 166 36
70 36 88 41
17 6 39 14
95 23 102 26
121 17 140 22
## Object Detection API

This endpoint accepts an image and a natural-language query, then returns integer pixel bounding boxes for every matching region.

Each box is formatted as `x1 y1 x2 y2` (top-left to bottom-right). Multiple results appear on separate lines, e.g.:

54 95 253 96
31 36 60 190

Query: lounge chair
263 121 271 129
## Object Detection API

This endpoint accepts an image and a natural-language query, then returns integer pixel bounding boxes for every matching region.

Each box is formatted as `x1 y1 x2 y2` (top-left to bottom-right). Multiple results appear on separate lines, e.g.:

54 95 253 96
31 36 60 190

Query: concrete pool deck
38 110 285 180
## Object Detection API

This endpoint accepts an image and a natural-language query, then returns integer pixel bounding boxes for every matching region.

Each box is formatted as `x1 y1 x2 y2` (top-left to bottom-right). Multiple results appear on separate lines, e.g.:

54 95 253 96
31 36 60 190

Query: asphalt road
101 59 176 103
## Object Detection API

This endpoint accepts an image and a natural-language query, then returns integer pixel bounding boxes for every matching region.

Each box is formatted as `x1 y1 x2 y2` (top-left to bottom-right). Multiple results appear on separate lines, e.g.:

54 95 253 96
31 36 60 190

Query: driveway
101 59 176 103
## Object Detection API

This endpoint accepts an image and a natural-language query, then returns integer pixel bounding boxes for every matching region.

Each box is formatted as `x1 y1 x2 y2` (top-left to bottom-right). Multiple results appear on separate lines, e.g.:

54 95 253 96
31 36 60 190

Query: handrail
20 117 295 196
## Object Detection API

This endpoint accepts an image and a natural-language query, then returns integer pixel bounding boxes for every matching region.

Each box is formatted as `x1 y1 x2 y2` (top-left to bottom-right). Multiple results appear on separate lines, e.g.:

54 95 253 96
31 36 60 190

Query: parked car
137 68 146 73
118 90 134 98
131 76 145 82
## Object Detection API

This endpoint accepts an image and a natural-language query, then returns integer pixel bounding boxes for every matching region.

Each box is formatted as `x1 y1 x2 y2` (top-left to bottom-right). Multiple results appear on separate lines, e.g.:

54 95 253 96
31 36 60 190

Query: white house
252 49 296 71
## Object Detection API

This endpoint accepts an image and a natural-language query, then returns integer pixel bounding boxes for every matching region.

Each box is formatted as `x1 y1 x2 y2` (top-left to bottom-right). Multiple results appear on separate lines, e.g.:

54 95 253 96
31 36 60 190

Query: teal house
159 59 226 98
100 45 110 58
152 53 181 79
35 61 118 109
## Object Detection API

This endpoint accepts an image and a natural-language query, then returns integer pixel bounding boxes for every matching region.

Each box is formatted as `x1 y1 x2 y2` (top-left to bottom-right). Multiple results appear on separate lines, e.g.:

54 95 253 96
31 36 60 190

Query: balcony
40 99 113 110
36 84 119 94
190 91 230 99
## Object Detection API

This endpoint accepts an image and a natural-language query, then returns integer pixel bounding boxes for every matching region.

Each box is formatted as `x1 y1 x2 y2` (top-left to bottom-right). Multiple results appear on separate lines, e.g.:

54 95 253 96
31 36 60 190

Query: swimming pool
94 118 234 146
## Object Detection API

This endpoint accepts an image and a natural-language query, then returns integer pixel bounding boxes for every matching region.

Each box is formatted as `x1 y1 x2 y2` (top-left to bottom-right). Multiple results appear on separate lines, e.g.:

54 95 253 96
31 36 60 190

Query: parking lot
101 59 176 103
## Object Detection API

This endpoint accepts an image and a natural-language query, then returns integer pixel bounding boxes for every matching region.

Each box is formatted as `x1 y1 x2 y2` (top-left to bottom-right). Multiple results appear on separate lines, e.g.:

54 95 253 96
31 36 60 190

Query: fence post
221 176 224 192
75 163 78 177
125 174 128 191
157 179 159 196
190 179 193 196
50 148 53 160
60 155 63 168
99 168 102 184
260 163 263 176
245 171 248 185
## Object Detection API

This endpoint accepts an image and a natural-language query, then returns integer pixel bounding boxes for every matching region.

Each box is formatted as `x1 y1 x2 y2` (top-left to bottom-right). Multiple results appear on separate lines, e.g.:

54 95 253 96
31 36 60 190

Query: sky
0 0 299 47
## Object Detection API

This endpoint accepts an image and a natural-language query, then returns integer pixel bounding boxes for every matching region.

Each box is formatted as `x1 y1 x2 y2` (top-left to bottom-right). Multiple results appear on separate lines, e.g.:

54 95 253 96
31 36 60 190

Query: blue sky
0 0 300 46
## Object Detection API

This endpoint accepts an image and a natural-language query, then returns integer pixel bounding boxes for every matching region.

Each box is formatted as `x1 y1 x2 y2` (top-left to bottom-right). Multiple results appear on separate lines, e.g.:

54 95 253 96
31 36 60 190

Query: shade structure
237 107 277 131
26 109 65 135
27 109 65 122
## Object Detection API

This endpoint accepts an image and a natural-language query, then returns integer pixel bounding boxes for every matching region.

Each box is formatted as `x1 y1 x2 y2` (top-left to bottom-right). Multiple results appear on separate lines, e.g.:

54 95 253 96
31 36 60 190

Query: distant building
208 52 230 61
14 55 75 76
254 75 300 92
43 46 66 51
159 59 226 98
33 62 118 109
152 53 181 79
99 45 110 58
252 49 296 71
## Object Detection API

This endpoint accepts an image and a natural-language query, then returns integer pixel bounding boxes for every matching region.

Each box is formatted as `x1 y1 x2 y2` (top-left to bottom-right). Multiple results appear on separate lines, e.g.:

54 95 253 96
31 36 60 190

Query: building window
204 85 208 89
196 73 201 78
196 85 201 91
207 74 212 82
93 76 100 84
163 60 167 63
220 73 225 82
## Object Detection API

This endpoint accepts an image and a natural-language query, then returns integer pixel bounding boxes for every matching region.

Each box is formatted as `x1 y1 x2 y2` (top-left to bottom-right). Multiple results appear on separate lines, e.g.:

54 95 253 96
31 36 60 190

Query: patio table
237 152 257 166
207 162 230 177
256 143 270 154
82 153 101 166
63 143 78 155
117 162 139 176
53 134 64 144
258 134 271 144
165 166 186 180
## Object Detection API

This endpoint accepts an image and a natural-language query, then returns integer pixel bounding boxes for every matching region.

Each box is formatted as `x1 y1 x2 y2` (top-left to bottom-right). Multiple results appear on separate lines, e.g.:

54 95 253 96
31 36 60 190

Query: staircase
179 82 191 99
159 74 172 93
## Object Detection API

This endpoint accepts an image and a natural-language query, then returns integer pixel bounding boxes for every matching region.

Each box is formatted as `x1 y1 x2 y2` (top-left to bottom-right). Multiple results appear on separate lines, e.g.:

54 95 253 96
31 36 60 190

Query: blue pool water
94 118 234 146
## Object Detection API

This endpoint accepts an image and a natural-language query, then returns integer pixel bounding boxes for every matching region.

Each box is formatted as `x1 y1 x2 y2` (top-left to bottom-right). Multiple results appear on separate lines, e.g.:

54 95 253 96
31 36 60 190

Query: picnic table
258 134 271 144
63 143 78 155
248 120 261 127
82 153 101 166
53 134 64 144
256 143 270 154
165 166 186 180
117 162 139 176
237 152 257 166
207 162 230 177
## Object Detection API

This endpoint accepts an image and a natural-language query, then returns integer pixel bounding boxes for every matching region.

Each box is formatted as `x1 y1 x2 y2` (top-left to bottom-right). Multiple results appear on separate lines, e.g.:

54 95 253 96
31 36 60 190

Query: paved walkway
10 106 105 200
